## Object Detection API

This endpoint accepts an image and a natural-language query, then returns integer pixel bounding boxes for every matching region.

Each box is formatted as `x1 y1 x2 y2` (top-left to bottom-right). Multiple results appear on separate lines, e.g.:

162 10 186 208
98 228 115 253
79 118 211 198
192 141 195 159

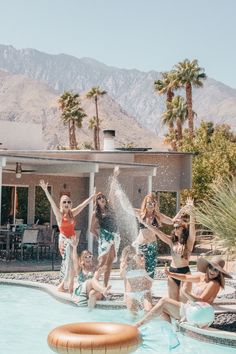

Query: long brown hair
140 193 161 224
94 192 114 224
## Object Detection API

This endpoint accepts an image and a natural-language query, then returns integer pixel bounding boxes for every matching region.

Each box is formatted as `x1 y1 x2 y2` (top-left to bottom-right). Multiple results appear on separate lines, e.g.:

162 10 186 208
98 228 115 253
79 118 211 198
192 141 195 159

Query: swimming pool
0 285 235 354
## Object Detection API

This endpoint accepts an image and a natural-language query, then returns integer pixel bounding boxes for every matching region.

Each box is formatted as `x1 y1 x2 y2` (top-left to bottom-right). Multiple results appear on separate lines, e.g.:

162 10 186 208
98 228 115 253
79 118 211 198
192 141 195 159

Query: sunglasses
146 201 156 206
84 255 93 259
208 264 219 272
62 200 71 204
97 196 106 200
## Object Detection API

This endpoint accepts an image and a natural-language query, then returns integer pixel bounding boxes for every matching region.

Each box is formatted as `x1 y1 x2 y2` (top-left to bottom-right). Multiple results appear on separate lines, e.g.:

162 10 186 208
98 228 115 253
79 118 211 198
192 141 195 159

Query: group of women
39 178 232 325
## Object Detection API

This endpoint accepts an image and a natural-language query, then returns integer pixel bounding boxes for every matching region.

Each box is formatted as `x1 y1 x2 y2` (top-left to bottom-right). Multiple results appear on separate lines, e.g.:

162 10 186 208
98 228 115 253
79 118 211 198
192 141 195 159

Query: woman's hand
164 263 170 277
70 235 80 248
113 166 120 178
39 179 48 191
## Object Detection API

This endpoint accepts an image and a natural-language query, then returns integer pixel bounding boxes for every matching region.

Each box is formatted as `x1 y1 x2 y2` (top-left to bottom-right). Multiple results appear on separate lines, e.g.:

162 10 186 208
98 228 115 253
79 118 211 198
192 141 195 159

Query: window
34 185 51 225
1 186 28 225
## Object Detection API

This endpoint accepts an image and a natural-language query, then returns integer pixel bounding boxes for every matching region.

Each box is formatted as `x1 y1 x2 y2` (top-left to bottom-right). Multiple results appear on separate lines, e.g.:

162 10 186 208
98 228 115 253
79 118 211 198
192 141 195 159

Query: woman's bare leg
126 296 139 315
88 290 103 309
179 279 192 303
135 297 181 327
143 293 153 312
168 277 180 301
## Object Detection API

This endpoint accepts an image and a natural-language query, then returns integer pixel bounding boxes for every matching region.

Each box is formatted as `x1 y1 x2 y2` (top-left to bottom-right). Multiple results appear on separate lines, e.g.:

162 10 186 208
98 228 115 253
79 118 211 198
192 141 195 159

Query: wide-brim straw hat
197 256 232 279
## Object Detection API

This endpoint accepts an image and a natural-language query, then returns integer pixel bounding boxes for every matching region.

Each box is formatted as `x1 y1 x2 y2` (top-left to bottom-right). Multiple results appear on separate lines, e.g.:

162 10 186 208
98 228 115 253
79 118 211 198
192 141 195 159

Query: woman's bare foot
102 285 112 297
57 282 67 293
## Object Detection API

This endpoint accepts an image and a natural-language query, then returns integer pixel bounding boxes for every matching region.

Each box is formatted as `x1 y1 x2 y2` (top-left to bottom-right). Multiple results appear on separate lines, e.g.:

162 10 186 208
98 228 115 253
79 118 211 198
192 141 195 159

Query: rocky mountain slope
0 44 236 134
0 70 165 149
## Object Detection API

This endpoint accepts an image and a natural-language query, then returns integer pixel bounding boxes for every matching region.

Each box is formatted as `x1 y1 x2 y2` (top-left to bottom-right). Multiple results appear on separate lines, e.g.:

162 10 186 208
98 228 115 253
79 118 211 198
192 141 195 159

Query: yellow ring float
48 322 141 354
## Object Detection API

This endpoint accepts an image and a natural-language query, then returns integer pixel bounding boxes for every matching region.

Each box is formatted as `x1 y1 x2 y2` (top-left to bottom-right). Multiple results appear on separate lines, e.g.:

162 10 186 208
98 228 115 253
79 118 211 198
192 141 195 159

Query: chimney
103 130 115 151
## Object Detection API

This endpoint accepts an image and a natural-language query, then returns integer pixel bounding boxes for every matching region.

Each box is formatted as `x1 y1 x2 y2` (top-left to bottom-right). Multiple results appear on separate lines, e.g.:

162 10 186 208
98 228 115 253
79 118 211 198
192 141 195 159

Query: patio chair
20 229 39 261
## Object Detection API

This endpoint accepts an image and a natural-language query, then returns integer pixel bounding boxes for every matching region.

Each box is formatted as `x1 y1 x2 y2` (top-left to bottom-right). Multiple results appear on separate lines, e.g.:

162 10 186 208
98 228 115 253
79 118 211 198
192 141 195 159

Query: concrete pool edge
179 322 236 348
1 278 236 348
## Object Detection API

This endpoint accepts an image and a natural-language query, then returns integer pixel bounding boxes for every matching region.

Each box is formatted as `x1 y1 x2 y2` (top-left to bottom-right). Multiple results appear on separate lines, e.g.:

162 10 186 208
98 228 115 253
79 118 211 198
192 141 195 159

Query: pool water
0 285 235 354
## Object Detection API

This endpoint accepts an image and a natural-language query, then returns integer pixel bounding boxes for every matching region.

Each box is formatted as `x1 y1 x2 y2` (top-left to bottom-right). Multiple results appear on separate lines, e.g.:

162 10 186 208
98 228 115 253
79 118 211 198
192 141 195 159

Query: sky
0 0 235 88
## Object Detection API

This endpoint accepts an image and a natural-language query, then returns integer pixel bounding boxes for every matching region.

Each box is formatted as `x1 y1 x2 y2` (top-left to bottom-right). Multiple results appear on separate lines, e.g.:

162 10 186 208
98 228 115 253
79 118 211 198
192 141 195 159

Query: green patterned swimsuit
73 270 94 307
138 217 159 279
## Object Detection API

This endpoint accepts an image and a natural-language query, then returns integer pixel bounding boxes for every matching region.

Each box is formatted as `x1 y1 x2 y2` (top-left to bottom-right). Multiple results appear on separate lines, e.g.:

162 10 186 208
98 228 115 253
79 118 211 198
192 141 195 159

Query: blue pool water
0 285 235 354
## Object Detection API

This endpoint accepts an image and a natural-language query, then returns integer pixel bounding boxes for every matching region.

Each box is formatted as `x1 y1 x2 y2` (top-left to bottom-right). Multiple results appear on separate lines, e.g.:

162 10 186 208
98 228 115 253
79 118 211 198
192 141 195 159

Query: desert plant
194 176 236 256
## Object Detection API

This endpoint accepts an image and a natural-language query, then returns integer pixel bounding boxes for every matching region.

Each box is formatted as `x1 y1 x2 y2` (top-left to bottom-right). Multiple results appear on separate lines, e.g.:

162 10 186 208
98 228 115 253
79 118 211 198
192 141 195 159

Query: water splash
107 167 138 247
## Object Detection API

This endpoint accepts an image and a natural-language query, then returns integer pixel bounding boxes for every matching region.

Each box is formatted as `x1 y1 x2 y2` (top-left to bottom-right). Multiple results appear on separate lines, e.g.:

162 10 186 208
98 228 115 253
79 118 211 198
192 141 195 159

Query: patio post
0 157 6 225
147 168 156 194
176 190 181 212
87 172 95 252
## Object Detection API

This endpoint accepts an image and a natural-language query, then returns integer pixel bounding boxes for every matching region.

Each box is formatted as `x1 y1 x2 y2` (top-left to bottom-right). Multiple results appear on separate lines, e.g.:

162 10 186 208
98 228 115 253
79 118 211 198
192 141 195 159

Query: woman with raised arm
135 256 232 327
90 192 120 287
71 236 111 308
133 192 189 279
120 245 153 315
39 179 95 293
136 198 195 301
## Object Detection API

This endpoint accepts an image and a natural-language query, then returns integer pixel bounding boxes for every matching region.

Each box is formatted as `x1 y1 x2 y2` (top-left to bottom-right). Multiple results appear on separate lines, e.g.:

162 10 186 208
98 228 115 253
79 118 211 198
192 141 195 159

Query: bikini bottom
169 266 190 287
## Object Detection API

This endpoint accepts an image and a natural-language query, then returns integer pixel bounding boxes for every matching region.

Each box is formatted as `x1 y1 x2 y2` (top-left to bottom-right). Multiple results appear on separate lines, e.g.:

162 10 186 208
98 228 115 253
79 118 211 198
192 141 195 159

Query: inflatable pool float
48 322 141 353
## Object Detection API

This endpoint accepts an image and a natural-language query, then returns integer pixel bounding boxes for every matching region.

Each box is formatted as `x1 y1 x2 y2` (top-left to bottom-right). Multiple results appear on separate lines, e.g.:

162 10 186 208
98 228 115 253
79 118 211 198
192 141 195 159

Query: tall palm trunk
168 121 174 135
176 117 183 140
167 88 174 102
186 82 194 137
69 121 77 149
94 96 100 150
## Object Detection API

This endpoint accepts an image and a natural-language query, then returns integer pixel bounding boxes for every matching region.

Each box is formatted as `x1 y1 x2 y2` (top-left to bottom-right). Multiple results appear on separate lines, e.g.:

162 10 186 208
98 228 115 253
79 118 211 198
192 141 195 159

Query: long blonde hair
140 193 161 224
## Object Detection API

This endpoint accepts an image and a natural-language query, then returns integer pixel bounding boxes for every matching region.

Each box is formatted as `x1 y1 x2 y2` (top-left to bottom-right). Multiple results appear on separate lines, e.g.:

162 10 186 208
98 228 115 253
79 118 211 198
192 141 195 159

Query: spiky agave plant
195 176 236 256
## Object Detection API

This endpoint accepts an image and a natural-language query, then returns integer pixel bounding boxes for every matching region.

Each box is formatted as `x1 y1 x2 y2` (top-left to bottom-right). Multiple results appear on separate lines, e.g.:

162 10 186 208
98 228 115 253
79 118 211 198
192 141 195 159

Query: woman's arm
165 265 203 283
182 282 220 303
39 180 61 220
90 212 100 237
71 235 81 274
159 213 173 225
139 217 172 246
119 261 127 279
72 193 95 217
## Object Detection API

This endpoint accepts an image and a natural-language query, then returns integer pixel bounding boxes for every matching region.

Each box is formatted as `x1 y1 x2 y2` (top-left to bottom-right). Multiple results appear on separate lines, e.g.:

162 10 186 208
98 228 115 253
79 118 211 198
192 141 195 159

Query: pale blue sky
0 0 235 88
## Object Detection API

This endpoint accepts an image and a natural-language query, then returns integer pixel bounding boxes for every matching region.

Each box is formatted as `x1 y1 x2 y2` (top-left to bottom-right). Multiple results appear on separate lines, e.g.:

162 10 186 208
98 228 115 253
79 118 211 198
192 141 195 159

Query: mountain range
0 44 236 148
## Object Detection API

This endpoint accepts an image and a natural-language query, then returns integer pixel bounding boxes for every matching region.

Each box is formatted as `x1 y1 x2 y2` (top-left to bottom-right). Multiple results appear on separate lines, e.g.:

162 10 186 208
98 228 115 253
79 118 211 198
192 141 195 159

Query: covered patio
0 149 193 261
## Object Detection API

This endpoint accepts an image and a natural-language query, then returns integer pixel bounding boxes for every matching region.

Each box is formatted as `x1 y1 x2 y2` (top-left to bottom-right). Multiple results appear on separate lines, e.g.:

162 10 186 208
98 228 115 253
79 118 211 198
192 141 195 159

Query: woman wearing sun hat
135 255 232 327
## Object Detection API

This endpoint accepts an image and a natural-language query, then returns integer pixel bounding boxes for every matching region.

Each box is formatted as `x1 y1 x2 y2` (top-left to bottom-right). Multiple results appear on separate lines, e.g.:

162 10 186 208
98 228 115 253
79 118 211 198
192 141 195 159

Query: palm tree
86 86 107 150
58 91 87 149
173 96 188 140
174 59 206 137
88 116 102 150
154 71 179 103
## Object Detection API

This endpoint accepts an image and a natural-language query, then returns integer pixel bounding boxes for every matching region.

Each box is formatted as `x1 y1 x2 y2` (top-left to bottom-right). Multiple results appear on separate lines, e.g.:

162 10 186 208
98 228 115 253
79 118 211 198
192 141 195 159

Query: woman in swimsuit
39 179 95 293
137 197 195 301
120 245 153 314
71 236 111 308
133 193 188 279
90 192 120 287
136 256 232 327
